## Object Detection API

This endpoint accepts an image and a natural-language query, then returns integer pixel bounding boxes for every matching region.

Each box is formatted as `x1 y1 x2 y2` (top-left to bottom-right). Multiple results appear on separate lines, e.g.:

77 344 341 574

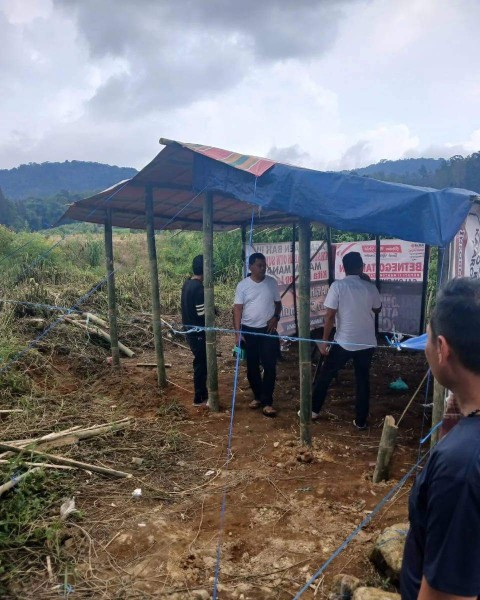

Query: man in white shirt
313 251 382 429
234 253 282 417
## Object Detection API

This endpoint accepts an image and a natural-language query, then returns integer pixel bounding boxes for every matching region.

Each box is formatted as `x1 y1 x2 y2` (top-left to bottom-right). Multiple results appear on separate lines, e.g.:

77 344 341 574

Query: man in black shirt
401 278 480 600
181 255 208 406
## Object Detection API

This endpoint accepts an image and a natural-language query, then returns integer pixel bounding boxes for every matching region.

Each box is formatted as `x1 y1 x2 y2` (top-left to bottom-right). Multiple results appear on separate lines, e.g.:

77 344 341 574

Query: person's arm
320 307 337 355
233 304 244 341
418 576 476 600
372 287 382 314
266 300 282 333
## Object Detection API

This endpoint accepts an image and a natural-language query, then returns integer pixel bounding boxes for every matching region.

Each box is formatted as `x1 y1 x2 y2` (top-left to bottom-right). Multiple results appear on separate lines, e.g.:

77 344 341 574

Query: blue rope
212 204 256 599
0 276 111 375
293 448 430 598
0 189 207 374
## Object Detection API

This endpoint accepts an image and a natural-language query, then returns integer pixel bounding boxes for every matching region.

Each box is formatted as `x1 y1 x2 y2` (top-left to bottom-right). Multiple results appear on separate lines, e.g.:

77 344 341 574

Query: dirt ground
3 323 432 600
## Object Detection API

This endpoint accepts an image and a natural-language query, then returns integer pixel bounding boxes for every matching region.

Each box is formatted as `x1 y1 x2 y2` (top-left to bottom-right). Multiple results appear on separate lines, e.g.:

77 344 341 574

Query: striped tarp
179 142 275 177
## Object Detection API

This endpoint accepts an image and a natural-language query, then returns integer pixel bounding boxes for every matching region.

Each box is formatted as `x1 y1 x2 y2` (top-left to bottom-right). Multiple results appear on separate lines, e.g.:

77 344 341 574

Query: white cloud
0 0 478 173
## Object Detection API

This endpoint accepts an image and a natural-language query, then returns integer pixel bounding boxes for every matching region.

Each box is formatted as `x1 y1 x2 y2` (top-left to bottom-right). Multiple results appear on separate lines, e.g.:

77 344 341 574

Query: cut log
373 415 398 483
83 312 109 329
64 317 135 358
0 443 132 478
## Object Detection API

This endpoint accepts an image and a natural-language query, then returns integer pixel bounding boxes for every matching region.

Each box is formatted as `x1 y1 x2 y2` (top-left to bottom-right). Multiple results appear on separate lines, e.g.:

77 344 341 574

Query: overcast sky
1 0 479 171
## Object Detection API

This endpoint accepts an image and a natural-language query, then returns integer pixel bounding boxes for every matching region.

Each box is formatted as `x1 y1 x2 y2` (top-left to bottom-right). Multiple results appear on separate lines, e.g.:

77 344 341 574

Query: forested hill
349 152 480 191
0 160 137 201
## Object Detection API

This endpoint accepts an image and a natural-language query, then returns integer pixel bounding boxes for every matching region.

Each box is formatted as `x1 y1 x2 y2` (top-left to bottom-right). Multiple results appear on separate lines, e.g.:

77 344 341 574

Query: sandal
249 400 261 409
262 406 277 417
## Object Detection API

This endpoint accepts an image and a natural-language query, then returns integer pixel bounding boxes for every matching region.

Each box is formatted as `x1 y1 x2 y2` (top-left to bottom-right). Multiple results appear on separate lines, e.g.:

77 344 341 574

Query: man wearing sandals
234 253 282 417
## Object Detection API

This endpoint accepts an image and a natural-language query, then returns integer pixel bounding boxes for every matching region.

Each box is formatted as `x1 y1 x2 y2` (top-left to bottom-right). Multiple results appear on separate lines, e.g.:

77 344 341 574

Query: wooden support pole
145 184 167 389
241 224 247 278
326 227 334 286
419 245 430 333
373 415 398 483
375 235 381 334
431 380 445 448
203 191 219 411
298 218 312 447
104 209 120 367
292 223 299 335
431 245 449 447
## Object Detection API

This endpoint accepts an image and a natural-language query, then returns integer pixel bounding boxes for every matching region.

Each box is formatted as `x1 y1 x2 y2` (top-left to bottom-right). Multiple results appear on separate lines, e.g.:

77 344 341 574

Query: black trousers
312 345 374 425
187 332 208 404
242 325 278 407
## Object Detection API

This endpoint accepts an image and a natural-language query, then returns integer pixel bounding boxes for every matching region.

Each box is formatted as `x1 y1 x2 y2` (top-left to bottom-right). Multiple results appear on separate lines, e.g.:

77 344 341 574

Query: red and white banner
451 205 480 279
334 240 425 282
249 241 329 335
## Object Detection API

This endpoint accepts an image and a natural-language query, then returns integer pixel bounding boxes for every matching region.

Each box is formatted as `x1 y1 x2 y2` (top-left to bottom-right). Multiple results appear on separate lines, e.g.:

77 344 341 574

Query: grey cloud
267 144 311 166
337 140 372 170
53 0 357 118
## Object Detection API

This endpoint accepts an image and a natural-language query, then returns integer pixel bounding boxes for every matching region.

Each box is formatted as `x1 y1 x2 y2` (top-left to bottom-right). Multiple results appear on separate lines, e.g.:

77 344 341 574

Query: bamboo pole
241 223 247 278
203 191 219 411
431 245 449 447
298 218 312 446
419 245 430 333
292 223 299 335
145 184 167 388
375 235 381 334
0 443 132 478
373 415 398 483
104 208 120 367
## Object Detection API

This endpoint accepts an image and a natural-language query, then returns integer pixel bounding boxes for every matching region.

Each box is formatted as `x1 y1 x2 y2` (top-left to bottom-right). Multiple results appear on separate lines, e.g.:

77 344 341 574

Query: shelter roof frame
61 139 479 246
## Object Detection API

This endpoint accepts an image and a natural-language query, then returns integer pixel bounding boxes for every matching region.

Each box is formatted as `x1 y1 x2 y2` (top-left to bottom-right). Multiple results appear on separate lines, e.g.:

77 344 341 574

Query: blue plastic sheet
399 333 428 351
194 155 476 246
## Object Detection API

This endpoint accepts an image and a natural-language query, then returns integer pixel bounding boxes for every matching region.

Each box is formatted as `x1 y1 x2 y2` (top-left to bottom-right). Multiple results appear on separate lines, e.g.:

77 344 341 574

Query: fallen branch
0 459 74 470
0 468 41 497
136 362 172 368
0 443 132 478
64 317 135 358
0 409 24 414
1 418 131 453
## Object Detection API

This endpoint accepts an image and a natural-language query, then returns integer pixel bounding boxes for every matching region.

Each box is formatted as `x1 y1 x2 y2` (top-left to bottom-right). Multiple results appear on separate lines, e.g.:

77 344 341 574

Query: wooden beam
145 184 167 389
298 218 312 446
419 245 430 333
104 208 120 367
203 191 219 410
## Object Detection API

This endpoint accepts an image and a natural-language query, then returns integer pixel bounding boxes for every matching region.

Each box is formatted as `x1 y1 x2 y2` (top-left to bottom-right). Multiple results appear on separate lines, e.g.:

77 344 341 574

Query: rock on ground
370 522 409 582
330 574 363 599
353 587 400 600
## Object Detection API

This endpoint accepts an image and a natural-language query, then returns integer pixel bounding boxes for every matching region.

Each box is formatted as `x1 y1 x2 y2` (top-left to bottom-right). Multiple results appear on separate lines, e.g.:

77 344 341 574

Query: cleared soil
2 322 431 599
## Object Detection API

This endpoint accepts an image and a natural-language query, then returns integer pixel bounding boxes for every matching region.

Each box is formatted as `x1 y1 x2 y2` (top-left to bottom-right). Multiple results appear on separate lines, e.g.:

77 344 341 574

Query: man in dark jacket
181 255 208 406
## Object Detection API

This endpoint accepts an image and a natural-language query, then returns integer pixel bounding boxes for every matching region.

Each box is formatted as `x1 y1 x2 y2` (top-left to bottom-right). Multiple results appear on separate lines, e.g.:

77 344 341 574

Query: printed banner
249 241 329 335
334 240 425 282
451 205 480 279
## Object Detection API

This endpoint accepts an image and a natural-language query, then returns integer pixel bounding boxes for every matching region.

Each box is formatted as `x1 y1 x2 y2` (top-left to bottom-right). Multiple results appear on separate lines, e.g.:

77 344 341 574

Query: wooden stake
298 218 312 447
373 415 398 483
0 443 132 478
145 184 167 388
104 208 120 367
431 380 445 448
203 190 219 411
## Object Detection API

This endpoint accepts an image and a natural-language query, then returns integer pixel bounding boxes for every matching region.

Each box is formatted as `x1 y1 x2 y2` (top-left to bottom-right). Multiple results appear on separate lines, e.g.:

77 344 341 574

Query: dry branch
0 467 41 497
64 317 135 358
0 443 132 478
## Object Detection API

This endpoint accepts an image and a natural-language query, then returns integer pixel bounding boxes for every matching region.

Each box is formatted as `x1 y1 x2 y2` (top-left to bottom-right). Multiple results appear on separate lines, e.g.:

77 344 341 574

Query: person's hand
319 342 330 356
266 316 278 333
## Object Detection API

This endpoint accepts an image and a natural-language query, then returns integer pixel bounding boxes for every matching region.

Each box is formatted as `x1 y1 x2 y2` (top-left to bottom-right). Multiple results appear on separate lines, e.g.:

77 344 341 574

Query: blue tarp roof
62 140 478 246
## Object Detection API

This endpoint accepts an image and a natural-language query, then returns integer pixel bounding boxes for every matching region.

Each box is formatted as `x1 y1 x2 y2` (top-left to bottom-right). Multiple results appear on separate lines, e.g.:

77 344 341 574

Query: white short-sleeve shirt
325 275 381 351
234 275 281 328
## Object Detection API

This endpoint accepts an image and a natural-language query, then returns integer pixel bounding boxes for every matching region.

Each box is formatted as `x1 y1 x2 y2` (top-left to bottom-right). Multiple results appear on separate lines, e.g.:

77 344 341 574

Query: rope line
293 448 431 598
212 203 256 599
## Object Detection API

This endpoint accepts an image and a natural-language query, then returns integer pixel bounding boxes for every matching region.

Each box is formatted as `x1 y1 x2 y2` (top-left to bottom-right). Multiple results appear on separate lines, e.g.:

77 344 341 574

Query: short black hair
342 251 363 274
249 252 266 266
430 277 480 374
192 255 203 275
